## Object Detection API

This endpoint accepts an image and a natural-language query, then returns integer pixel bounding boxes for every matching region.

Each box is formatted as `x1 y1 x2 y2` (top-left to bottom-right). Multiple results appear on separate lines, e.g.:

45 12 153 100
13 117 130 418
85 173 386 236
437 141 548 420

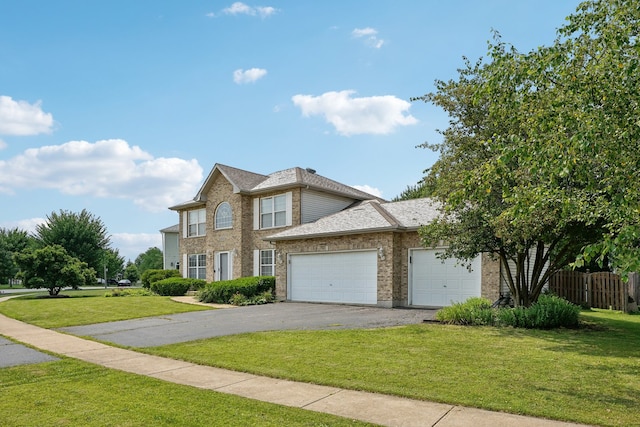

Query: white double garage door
288 249 481 307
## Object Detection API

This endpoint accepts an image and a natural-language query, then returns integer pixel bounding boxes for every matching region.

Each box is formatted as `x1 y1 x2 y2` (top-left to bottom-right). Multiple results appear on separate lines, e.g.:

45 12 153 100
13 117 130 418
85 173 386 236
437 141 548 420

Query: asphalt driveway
59 302 438 348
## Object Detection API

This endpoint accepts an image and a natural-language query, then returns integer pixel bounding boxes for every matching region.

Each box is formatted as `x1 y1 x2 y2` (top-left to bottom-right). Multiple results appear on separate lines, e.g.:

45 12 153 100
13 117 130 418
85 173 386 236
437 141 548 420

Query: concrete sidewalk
0 303 590 426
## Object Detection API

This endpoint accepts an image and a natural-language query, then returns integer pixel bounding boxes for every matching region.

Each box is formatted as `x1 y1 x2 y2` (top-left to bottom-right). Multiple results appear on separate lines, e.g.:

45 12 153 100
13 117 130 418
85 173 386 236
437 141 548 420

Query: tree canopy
135 247 163 277
35 209 111 273
413 0 640 306
13 245 95 296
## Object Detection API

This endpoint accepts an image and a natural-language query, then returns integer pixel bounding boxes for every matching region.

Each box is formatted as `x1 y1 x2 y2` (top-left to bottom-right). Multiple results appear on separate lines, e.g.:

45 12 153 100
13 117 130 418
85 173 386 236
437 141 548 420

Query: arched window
215 202 233 229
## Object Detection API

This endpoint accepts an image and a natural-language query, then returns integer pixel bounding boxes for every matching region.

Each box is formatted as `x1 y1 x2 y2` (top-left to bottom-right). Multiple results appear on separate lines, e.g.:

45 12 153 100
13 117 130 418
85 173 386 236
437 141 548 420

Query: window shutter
253 249 260 276
182 254 187 278
182 212 188 237
253 198 260 230
285 191 293 226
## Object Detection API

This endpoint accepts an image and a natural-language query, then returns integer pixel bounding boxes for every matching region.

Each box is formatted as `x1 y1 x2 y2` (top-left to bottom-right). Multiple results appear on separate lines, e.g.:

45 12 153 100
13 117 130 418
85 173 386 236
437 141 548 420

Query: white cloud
352 184 383 198
292 90 417 136
0 139 203 212
111 232 162 261
0 95 54 136
0 217 46 234
222 2 277 18
352 27 385 49
233 68 268 84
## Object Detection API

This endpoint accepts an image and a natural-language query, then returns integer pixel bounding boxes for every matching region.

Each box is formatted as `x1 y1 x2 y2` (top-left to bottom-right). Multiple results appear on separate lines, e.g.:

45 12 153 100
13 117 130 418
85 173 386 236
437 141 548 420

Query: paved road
59 302 438 347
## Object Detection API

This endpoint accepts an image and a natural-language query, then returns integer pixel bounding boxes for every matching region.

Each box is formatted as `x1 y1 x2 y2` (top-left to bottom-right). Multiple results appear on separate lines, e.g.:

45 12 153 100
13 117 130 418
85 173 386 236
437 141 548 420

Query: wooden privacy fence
549 271 639 312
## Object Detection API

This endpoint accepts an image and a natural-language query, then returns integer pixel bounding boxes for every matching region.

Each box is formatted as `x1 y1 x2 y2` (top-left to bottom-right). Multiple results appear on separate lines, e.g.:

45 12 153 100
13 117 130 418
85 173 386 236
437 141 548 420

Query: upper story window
188 208 206 237
215 202 233 229
261 194 286 228
253 192 292 230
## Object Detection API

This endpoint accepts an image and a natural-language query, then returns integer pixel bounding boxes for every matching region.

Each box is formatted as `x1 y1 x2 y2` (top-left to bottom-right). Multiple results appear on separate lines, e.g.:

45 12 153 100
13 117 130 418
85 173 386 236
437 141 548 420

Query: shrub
496 294 580 329
435 297 495 326
227 290 275 306
150 277 201 296
198 276 275 304
105 288 154 297
141 269 181 289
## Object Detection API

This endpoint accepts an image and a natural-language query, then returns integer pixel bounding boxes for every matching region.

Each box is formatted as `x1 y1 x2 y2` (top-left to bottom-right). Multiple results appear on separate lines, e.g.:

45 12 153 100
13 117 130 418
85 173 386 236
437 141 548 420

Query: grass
1 293 638 426
0 359 374 427
0 289 211 328
139 310 640 427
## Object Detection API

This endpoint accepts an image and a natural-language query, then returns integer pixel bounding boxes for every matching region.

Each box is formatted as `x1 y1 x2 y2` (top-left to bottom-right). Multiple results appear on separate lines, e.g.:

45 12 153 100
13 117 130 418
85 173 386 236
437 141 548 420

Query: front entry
216 251 231 281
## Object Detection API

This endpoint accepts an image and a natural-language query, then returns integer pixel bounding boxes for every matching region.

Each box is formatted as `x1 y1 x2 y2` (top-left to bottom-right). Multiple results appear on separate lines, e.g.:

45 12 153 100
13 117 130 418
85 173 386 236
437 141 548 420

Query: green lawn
0 289 211 328
1 293 638 426
141 310 640 427
0 359 374 427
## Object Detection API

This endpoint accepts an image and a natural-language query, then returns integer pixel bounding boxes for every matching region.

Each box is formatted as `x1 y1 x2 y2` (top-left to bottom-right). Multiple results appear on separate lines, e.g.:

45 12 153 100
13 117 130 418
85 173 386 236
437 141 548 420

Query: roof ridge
369 200 403 229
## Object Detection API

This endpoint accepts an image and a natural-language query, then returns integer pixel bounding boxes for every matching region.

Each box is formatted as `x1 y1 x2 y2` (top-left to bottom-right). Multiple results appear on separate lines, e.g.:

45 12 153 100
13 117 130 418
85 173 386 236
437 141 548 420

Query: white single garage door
289 251 378 304
410 249 481 307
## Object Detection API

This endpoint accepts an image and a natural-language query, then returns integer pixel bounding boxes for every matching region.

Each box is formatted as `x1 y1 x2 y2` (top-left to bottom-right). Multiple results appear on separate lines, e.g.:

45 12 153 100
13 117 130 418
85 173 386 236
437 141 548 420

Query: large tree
13 245 95 296
35 209 111 273
414 0 640 306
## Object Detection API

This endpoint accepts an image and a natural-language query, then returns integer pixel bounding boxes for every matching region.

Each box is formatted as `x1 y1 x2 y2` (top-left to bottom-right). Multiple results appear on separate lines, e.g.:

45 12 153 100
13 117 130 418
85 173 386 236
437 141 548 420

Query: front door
216 252 230 281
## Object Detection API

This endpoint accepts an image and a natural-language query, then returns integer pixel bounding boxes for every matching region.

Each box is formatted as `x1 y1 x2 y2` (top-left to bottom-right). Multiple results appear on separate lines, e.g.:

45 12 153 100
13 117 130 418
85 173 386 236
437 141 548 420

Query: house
167 163 500 307
168 163 384 282
160 224 179 270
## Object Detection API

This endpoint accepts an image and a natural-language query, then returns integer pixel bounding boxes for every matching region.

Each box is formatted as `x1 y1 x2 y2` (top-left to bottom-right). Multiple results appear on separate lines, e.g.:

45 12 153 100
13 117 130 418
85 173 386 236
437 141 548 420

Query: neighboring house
166 163 501 308
160 224 179 270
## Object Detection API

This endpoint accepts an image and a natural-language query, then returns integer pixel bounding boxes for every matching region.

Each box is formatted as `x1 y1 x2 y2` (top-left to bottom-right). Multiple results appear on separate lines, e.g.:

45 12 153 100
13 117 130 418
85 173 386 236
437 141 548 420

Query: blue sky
0 1 580 261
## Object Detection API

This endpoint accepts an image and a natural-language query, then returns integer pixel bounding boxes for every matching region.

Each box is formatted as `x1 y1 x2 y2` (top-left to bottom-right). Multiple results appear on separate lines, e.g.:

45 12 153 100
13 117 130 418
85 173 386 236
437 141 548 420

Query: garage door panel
290 251 377 304
410 249 481 307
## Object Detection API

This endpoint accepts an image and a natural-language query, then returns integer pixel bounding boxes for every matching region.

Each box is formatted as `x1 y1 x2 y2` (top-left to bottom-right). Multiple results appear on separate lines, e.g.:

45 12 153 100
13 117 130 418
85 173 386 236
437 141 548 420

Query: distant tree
13 245 95 296
35 209 111 273
124 261 140 284
0 228 33 285
135 247 163 277
102 248 125 282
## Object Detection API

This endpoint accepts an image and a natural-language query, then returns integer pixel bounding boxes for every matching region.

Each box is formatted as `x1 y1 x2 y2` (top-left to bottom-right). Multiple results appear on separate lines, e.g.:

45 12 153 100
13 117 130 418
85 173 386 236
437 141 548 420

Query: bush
496 294 580 329
141 269 181 289
435 297 495 326
105 288 154 297
198 276 275 304
150 277 203 296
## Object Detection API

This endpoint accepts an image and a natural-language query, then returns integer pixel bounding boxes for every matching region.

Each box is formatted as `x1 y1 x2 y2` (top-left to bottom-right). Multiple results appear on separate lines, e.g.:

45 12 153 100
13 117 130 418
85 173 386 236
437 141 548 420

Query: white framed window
260 249 275 276
253 192 292 230
188 253 206 279
215 202 232 229
261 195 286 228
188 209 206 237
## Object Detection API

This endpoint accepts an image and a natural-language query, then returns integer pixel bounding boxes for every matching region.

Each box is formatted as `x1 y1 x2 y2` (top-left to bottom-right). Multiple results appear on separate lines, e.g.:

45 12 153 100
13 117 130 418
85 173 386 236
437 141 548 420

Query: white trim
253 249 260 276
182 254 188 278
253 198 260 230
182 212 188 238
285 191 293 226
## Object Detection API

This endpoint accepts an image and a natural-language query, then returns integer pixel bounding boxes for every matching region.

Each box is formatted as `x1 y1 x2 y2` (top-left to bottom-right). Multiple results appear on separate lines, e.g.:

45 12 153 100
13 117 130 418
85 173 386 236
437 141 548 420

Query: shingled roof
265 198 441 241
170 163 384 210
